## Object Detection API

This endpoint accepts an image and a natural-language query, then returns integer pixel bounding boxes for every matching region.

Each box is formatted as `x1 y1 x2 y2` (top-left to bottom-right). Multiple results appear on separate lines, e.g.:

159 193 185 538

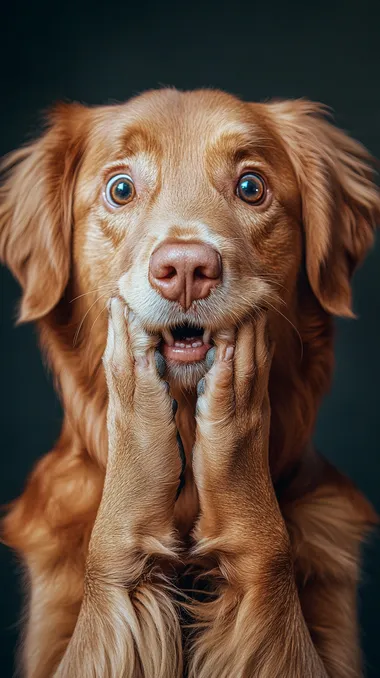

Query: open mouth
160 324 212 363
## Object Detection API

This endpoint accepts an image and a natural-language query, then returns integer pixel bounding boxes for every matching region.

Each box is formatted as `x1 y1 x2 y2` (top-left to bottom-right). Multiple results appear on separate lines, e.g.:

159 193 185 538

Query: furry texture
0 88 379 677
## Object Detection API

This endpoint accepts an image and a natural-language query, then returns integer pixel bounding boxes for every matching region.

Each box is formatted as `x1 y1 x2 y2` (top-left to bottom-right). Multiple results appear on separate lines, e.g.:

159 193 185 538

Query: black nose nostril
164 266 177 280
194 267 218 280
194 266 207 280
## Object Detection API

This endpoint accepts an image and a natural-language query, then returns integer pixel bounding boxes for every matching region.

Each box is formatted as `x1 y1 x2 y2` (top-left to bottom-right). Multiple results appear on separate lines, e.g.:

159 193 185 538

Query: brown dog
1 88 379 678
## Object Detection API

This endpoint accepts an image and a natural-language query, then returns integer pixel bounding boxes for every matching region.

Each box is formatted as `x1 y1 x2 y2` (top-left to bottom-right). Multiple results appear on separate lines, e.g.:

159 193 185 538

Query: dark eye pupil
113 180 132 200
237 174 265 204
240 177 260 198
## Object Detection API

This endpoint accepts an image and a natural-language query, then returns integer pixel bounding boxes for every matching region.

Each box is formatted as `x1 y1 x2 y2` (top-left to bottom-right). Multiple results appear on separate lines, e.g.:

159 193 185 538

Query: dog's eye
237 173 266 204
105 174 135 206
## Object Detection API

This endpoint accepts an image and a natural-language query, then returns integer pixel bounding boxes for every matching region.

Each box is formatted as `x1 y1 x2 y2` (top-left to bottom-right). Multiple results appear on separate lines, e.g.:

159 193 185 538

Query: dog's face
73 90 302 386
1 88 378 392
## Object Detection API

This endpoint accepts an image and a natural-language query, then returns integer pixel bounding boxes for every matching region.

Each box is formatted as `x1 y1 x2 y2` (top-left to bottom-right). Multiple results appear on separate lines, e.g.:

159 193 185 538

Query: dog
1 88 379 678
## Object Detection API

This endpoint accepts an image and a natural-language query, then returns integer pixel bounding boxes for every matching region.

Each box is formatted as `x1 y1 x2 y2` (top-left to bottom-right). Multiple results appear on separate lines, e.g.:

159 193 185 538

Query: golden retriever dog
1 88 379 678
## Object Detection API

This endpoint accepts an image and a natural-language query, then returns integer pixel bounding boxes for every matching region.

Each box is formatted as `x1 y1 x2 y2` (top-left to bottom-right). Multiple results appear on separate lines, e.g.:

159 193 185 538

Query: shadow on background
0 0 379 675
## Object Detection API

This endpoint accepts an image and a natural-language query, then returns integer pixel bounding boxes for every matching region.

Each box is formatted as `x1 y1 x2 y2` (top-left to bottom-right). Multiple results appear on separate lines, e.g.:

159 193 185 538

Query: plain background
0 1 379 676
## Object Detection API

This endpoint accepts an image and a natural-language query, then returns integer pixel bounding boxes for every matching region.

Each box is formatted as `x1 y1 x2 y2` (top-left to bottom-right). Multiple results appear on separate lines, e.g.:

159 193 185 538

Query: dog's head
1 89 379 397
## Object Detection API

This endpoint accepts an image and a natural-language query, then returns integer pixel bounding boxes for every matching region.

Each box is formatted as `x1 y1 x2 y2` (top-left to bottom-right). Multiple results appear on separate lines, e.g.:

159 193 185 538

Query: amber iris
106 174 135 206
237 173 266 204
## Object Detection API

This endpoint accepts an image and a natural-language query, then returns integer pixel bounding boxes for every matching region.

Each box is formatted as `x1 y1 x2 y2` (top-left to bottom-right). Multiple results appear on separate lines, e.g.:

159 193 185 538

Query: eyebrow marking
120 124 162 157
206 125 279 175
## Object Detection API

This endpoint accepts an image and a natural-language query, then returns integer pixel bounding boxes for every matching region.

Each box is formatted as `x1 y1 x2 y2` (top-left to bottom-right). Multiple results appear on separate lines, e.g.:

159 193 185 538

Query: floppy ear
0 103 87 322
268 100 380 317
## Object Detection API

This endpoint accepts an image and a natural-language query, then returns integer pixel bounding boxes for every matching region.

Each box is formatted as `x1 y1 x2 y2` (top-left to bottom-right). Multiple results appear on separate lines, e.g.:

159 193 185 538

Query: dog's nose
149 241 222 310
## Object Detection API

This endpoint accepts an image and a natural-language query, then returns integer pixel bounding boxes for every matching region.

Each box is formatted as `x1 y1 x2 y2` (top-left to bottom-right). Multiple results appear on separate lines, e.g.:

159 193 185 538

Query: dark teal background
0 1 379 675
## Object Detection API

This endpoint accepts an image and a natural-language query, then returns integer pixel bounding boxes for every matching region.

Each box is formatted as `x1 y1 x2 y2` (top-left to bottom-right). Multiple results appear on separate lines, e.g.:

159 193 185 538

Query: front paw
193 313 274 491
102 298 183 514
192 316 290 573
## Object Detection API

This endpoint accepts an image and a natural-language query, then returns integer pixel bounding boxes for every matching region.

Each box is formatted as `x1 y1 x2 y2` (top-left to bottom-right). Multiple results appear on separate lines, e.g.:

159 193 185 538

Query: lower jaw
161 341 212 363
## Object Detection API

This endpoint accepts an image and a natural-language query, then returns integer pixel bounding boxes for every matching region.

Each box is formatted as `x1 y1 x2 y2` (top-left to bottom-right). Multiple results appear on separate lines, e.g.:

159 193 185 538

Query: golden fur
0 88 379 677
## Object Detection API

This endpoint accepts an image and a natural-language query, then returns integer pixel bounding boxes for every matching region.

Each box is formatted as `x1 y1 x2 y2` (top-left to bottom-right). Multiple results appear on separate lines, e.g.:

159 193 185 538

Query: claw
154 350 166 377
205 346 216 369
175 431 186 500
197 377 206 396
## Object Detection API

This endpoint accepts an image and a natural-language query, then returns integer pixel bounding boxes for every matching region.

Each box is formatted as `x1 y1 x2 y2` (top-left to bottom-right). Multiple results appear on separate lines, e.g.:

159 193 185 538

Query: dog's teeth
203 329 211 344
174 341 186 348
162 328 174 346
191 341 201 348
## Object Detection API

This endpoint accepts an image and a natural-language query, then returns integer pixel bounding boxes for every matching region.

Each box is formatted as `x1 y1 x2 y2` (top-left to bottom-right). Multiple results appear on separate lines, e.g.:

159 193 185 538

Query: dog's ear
0 103 88 322
268 100 380 317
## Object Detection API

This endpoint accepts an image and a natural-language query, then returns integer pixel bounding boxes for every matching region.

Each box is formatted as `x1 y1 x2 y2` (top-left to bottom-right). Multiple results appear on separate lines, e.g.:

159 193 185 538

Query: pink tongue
162 338 211 363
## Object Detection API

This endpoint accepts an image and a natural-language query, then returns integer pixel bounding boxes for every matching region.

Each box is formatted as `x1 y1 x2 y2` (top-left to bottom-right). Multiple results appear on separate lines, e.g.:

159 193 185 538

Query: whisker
257 277 291 294
89 303 109 337
73 294 109 347
69 282 116 304
263 298 304 361
238 290 286 310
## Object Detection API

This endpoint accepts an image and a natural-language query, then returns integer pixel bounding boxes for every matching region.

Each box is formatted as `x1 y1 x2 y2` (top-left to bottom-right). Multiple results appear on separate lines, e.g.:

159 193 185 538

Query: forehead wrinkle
119 124 162 158
82 118 163 180
208 127 275 164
